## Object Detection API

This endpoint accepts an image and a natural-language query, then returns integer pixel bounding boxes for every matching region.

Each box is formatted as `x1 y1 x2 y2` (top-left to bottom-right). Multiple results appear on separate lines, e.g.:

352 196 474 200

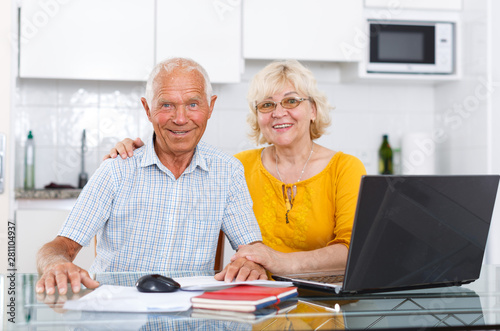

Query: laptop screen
343 175 499 293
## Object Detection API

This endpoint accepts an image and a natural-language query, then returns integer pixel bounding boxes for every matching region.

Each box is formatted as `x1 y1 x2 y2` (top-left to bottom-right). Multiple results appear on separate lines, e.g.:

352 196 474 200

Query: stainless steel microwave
367 20 455 74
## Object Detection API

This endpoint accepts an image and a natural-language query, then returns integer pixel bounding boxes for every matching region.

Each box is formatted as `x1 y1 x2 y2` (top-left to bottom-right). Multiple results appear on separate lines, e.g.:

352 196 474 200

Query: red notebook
191 285 298 312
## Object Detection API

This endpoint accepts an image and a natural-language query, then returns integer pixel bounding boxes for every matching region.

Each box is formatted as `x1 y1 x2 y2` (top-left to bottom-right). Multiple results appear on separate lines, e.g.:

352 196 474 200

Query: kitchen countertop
15 188 82 199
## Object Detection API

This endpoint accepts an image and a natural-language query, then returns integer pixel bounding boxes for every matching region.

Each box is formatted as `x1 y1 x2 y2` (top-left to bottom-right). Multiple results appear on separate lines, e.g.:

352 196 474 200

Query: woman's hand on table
230 242 290 275
214 257 268 282
233 242 349 275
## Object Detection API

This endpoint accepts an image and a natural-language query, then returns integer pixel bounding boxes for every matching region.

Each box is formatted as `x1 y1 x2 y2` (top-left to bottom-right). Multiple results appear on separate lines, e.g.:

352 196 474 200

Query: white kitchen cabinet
364 0 462 11
243 0 363 62
16 207 95 273
155 0 242 83
19 0 155 81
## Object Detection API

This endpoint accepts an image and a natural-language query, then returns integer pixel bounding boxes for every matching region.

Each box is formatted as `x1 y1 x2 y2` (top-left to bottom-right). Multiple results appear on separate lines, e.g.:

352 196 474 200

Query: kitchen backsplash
13 60 435 189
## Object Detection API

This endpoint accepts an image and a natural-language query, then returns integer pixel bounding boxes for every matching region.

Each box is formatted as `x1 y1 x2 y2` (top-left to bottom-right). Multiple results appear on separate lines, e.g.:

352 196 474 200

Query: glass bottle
24 131 35 190
378 134 393 175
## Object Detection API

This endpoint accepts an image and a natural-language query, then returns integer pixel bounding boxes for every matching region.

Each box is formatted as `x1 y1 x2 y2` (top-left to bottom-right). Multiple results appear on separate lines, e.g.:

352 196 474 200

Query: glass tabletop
3 266 500 330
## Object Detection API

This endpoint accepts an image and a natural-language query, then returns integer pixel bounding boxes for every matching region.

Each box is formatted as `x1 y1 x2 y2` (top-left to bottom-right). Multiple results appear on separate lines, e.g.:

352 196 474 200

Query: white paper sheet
64 285 202 312
177 276 294 291
63 277 294 312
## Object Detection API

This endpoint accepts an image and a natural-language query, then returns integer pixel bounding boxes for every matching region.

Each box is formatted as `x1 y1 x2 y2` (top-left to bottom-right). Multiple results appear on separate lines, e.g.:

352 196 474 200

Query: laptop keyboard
298 274 345 284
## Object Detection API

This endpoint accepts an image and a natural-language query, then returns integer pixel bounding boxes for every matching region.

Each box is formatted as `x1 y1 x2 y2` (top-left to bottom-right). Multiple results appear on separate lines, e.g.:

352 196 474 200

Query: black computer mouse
135 274 181 293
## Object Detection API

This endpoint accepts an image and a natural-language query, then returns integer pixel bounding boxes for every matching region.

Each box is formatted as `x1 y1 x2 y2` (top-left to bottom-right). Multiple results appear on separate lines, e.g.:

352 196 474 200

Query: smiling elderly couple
36 57 365 295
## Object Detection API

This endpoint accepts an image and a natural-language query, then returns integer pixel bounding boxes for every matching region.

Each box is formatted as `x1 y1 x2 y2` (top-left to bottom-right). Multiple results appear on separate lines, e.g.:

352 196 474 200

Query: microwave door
367 22 453 74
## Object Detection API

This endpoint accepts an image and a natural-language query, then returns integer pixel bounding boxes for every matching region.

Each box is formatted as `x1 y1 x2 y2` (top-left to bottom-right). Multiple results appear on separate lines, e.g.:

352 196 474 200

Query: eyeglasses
255 97 310 113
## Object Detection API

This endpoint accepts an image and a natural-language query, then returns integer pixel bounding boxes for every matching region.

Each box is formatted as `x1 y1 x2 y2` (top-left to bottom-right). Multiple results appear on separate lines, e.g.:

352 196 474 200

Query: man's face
142 68 216 159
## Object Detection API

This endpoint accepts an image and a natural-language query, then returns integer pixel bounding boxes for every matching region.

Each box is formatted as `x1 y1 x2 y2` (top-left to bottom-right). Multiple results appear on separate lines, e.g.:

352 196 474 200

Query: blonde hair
246 60 332 145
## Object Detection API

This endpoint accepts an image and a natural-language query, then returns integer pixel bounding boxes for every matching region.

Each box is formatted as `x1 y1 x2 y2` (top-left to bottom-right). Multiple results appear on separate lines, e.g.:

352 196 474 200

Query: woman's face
257 82 316 147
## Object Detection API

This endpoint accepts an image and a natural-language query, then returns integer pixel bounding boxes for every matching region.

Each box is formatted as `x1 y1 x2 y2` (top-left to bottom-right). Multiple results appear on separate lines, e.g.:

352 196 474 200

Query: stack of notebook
191 300 298 324
190 285 298 312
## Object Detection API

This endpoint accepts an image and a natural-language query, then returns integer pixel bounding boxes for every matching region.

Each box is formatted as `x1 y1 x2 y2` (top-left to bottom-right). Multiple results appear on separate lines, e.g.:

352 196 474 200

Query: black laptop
273 175 500 295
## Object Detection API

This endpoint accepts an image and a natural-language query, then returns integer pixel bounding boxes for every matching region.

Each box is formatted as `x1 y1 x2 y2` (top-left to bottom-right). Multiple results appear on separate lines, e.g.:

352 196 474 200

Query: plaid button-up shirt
59 136 262 273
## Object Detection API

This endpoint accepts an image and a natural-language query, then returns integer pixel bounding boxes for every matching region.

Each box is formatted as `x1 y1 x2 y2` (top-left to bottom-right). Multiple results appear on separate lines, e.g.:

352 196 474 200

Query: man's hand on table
37 286 94 313
36 262 99 295
214 257 268 282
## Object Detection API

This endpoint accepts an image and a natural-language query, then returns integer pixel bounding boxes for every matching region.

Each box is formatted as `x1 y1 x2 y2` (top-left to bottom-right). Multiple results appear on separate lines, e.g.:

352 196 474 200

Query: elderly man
36 58 265 295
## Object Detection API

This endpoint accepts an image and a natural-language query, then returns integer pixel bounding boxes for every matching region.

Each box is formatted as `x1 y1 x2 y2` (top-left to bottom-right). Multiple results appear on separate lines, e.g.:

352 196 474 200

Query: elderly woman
107 60 366 277
218 60 366 278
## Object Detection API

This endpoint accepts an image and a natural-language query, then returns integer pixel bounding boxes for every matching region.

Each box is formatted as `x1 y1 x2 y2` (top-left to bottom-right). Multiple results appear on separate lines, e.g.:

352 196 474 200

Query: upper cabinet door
365 0 462 10
244 0 363 62
156 0 242 83
19 0 155 81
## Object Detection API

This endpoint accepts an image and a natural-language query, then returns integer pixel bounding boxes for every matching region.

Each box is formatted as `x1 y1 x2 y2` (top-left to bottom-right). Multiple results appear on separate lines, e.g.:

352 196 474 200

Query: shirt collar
140 134 209 174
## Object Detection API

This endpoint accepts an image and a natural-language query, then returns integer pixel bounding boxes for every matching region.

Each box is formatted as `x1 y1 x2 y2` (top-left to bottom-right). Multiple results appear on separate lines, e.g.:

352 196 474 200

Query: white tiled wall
14 79 152 188
435 0 489 175
488 0 500 265
434 0 499 265
13 60 435 188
